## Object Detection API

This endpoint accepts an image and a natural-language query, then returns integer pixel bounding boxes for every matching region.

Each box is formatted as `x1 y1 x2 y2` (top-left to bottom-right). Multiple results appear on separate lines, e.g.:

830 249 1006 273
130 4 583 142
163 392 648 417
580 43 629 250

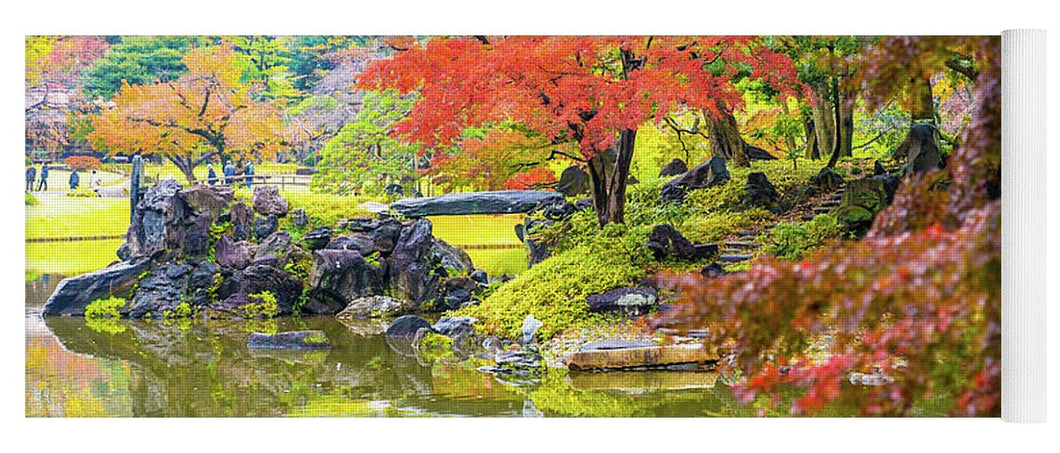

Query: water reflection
27 275 745 417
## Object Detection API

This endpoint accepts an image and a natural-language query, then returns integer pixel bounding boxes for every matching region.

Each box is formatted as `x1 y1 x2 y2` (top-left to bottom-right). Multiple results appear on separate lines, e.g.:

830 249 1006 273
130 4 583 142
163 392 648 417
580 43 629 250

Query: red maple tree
359 36 799 226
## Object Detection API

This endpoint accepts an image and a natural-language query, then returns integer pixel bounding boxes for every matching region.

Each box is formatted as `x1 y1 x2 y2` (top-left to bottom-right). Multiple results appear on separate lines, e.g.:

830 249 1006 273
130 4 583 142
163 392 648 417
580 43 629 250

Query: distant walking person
206 164 217 186
90 170 102 193
69 169 80 190
25 165 36 192
243 162 255 189
37 165 50 191
223 161 236 185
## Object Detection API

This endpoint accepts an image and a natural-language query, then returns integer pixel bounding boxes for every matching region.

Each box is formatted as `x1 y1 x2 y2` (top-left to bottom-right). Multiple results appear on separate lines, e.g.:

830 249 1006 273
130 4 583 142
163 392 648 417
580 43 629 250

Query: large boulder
127 263 192 318
646 224 697 261
229 202 253 242
123 179 184 259
659 158 688 177
42 259 150 316
555 166 589 197
187 261 220 307
586 287 659 316
252 185 289 217
389 219 474 310
389 190 563 217
840 178 889 214
903 123 943 175
252 231 292 267
326 233 375 255
746 172 779 207
210 264 304 317
661 156 730 203
303 227 332 251
385 315 433 339
215 236 255 270
181 185 233 219
289 208 308 229
306 249 387 315
745 144 778 160
254 214 279 240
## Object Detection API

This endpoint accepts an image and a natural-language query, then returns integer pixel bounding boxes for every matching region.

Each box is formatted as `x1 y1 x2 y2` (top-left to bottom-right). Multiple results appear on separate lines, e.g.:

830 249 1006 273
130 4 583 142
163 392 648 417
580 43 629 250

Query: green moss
833 205 874 226
65 187 100 198
85 297 126 320
242 291 279 319
764 214 848 261
25 192 40 206
305 332 329 345
283 253 312 281
415 332 456 362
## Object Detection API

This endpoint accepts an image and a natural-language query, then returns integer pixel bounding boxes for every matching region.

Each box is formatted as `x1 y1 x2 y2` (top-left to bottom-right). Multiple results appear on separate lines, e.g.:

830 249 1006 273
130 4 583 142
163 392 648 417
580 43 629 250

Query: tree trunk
838 91 854 158
585 129 637 227
706 107 748 167
810 86 835 160
803 117 819 160
172 156 197 185
911 75 935 122
779 101 798 155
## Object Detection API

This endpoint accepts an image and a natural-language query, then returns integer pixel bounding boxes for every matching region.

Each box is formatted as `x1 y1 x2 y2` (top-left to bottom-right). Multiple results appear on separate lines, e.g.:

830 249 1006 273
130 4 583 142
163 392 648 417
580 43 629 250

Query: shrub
25 193 40 206
64 156 103 171
454 232 649 341
243 291 279 319
765 214 848 261
66 188 99 197
85 297 126 319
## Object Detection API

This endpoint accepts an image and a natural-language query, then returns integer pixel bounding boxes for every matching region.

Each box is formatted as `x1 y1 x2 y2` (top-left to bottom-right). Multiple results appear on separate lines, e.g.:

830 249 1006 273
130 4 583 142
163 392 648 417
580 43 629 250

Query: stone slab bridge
388 190 563 218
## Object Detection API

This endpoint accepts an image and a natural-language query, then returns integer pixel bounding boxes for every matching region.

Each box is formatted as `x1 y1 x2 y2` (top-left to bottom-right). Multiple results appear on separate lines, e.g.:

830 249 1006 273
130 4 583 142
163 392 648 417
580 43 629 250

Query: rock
355 201 389 214
247 331 330 350
745 144 777 160
514 223 525 243
573 198 594 211
326 233 374 255
344 217 381 232
42 259 150 316
841 178 890 214
303 227 332 251
811 168 845 191
470 269 489 286
289 208 308 229
870 174 901 203
386 315 433 339
254 214 278 240
389 219 473 310
215 236 254 270
646 224 697 261
700 262 730 278
183 213 213 260
833 205 874 231
659 158 688 177
693 243 719 260
904 123 943 175
384 183 404 197
336 295 409 319
369 219 404 255
539 199 576 221
585 287 658 316
127 263 192 318
578 339 657 352
390 190 564 217
746 172 779 207
567 343 717 372
555 166 589 197
252 231 291 267
123 179 184 259
307 249 386 315
180 185 233 219
490 348 543 375
187 261 220 306
433 316 477 337
210 264 304 317
661 156 730 203
873 160 887 176
521 314 543 345
116 243 132 261
252 185 289 217
230 202 253 242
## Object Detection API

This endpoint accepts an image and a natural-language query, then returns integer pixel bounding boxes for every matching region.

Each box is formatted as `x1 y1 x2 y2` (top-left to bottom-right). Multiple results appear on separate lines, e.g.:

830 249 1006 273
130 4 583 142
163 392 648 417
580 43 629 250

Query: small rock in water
433 316 478 337
521 314 543 345
385 315 433 339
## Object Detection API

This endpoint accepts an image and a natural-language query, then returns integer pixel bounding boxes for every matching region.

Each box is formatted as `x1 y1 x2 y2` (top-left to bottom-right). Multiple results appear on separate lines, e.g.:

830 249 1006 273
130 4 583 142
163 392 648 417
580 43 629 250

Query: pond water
26 275 749 417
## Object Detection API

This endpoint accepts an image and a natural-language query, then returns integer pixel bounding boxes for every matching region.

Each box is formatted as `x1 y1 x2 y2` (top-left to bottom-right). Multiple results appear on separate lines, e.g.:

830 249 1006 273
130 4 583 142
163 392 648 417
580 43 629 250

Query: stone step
736 231 758 239
566 343 718 372
718 254 752 263
821 200 841 207
801 215 816 221
723 241 758 248
813 206 833 213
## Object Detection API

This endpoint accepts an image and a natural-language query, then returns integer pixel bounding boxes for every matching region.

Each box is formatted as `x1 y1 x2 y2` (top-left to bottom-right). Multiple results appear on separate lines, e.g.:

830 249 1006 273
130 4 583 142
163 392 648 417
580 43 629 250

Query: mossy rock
842 178 889 214
832 205 874 228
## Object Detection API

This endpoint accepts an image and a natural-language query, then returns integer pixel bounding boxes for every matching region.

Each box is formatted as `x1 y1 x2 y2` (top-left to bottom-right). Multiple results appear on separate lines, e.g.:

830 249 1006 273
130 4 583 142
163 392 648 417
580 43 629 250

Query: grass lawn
465 248 527 277
427 214 523 246
26 239 123 276
26 194 130 239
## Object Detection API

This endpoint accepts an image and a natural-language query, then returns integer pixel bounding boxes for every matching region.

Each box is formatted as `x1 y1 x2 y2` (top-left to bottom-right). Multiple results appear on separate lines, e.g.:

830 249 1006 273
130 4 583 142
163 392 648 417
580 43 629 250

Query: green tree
80 36 207 100
312 90 422 196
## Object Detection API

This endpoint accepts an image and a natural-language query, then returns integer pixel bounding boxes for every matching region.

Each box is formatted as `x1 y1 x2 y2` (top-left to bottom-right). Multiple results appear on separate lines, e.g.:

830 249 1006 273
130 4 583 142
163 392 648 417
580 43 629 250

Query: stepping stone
718 254 752 263
801 215 816 221
736 231 758 238
723 241 757 248
566 343 718 371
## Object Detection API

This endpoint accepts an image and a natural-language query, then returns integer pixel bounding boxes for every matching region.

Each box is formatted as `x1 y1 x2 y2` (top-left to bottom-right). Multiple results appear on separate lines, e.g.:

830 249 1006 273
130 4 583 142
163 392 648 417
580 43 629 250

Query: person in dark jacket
26 166 36 192
206 164 217 186
69 169 80 190
223 161 235 185
243 162 255 189
37 165 50 191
